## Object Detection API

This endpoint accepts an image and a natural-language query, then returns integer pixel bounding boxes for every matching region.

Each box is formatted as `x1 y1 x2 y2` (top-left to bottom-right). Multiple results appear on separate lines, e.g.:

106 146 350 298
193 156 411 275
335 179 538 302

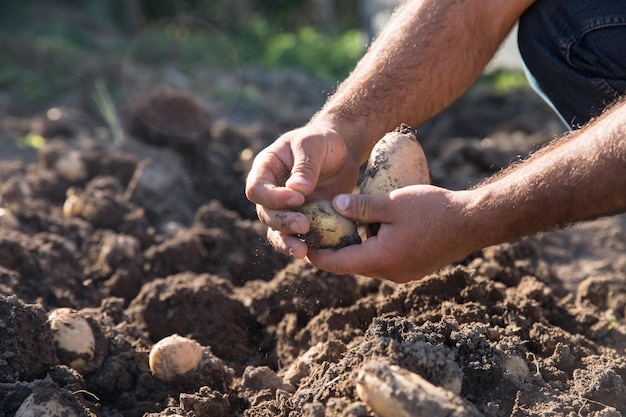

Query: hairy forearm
312 0 535 164
465 100 626 251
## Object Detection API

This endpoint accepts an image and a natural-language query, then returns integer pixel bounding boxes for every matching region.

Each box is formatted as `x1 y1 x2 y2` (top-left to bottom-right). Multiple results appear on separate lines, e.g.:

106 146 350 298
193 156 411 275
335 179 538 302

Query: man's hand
245 121 360 259
307 100 626 283
306 186 477 282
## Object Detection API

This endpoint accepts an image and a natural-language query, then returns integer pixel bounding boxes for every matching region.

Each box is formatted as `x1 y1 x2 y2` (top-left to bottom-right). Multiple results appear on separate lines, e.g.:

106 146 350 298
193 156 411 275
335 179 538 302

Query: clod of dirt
126 272 271 372
143 229 207 277
242 366 294 407
78 176 146 232
84 230 144 301
192 200 292 285
178 387 231 417
127 86 212 150
241 260 372 328
0 296 56 383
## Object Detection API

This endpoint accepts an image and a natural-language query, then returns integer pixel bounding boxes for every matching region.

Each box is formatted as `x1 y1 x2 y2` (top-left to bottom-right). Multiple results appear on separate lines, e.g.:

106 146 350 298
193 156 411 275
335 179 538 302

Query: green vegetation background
0 0 526 109
0 0 367 106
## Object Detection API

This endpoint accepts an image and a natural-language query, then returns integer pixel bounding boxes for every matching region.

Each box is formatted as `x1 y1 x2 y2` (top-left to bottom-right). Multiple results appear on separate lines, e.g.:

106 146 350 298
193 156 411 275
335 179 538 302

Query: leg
518 0 626 128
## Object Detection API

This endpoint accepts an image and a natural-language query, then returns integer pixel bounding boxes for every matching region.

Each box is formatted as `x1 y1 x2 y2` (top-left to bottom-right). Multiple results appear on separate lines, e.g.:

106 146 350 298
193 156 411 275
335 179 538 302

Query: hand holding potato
305 185 476 282
245 120 361 258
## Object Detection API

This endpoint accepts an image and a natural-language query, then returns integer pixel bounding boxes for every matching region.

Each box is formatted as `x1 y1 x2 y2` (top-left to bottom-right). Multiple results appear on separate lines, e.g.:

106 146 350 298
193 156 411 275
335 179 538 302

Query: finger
246 149 305 210
267 228 308 259
306 237 390 277
332 193 389 224
307 240 420 282
285 136 328 195
256 205 309 235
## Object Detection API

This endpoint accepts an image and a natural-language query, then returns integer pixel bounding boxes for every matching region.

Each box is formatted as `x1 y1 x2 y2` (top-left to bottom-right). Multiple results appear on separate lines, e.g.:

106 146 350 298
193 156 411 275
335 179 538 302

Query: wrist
454 187 511 254
460 180 546 253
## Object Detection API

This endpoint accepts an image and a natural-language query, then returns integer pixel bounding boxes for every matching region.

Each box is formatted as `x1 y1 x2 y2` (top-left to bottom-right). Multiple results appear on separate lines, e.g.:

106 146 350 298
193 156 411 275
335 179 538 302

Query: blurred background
0 0 524 117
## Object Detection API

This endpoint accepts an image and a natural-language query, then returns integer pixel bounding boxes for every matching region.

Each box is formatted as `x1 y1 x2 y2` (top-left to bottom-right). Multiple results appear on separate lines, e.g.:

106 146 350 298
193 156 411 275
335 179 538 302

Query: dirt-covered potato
295 199 361 249
356 360 475 417
15 390 85 417
149 334 203 381
360 124 431 234
48 308 96 373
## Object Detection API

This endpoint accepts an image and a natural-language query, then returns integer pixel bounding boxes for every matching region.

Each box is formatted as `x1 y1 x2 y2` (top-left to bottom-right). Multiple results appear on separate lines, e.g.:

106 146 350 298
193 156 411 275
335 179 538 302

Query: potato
149 334 203 381
63 193 84 218
295 199 361 249
48 308 96 373
360 124 431 234
356 361 472 417
15 391 82 417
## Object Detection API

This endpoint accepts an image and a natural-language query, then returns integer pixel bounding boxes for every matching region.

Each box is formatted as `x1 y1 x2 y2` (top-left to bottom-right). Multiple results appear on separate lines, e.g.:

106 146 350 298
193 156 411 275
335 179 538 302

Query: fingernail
334 194 350 211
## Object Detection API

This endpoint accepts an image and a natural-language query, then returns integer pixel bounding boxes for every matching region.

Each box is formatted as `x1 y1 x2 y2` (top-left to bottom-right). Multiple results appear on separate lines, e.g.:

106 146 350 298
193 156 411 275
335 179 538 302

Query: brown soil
2 67 626 417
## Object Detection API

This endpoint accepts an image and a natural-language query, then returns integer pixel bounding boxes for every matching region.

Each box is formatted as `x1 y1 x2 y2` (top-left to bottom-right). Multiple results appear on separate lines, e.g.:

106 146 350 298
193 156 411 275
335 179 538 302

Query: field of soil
2 23 626 416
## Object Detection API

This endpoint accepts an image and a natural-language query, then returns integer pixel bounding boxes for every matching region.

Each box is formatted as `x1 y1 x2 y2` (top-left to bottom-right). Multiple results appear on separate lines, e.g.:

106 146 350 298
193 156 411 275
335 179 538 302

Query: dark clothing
518 0 626 128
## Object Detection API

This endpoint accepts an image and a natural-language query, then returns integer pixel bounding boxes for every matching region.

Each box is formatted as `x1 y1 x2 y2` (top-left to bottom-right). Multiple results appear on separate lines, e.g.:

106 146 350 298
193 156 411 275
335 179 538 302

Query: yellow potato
149 334 203 381
360 124 431 234
295 199 361 249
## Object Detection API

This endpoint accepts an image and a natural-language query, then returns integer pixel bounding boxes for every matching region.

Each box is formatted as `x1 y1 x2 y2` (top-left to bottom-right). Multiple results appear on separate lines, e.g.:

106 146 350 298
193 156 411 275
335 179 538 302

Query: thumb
332 193 387 224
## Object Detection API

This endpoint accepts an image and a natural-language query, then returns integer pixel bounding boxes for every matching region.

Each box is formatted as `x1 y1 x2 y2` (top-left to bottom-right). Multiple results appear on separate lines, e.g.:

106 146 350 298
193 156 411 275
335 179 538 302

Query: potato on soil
356 360 479 417
15 389 89 417
48 308 96 373
295 199 361 249
360 124 431 234
149 334 203 381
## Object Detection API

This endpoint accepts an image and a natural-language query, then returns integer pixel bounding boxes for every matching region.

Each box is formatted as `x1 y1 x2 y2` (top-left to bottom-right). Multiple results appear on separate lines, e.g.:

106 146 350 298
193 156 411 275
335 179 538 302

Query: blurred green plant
263 27 364 79
129 18 238 71
474 70 530 93
126 14 365 80
0 35 83 102
17 133 46 149
92 79 125 144
234 17 365 79
0 25 361 108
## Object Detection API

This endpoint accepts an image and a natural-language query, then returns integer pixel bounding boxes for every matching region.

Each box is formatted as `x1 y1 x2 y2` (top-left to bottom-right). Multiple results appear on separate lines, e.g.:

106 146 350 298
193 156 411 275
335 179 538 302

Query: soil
2 44 626 417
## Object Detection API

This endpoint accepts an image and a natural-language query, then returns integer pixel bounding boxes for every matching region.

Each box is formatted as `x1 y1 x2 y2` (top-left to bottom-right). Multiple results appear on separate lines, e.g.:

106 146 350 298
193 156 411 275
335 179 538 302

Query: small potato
48 308 95 373
15 391 81 417
149 334 203 381
295 199 361 249
63 194 84 218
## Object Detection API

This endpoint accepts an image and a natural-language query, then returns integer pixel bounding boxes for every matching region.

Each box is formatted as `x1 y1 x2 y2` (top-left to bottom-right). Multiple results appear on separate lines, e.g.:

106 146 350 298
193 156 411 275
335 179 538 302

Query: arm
468 99 626 248
246 0 535 258
307 100 626 282
313 0 536 164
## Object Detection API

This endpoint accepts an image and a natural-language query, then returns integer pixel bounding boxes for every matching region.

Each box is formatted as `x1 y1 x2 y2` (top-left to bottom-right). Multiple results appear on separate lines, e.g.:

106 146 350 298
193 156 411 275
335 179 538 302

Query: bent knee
518 0 626 127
